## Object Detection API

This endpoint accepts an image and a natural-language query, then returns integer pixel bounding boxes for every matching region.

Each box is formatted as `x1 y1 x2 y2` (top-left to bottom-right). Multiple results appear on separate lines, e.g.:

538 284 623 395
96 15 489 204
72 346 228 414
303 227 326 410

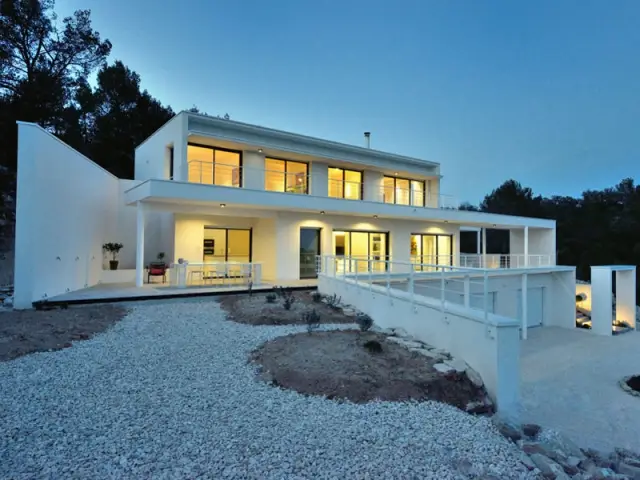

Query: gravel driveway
0 299 533 479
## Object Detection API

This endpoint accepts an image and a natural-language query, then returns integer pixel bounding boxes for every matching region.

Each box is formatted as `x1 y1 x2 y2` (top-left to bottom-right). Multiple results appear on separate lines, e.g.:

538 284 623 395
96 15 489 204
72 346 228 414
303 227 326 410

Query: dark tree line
0 0 174 188
461 179 640 286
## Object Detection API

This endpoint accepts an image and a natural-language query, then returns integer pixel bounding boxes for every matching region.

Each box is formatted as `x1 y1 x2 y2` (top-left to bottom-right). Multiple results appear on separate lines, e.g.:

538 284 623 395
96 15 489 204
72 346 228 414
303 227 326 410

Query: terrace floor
521 326 640 452
45 279 318 305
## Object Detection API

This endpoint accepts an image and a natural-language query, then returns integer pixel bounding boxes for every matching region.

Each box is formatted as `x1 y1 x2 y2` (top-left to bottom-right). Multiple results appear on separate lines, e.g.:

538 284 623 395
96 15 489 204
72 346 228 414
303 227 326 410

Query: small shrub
356 313 374 332
311 291 323 303
283 294 296 310
303 309 321 334
326 293 341 310
265 293 277 303
363 339 383 353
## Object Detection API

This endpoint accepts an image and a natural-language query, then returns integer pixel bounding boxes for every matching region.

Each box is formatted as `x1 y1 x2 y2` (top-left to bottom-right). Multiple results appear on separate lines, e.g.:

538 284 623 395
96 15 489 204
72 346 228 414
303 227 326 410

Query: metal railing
459 254 553 269
185 160 460 207
320 255 493 321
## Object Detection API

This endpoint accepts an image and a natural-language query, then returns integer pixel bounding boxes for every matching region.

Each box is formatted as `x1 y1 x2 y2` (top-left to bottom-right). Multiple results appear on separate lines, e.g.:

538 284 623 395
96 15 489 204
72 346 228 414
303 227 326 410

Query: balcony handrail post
483 270 489 322
409 268 415 306
440 267 445 314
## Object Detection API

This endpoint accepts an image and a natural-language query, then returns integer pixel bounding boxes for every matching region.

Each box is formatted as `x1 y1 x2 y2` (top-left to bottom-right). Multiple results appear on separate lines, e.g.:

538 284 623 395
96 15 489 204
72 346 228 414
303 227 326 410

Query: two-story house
12 112 556 308
128 112 555 286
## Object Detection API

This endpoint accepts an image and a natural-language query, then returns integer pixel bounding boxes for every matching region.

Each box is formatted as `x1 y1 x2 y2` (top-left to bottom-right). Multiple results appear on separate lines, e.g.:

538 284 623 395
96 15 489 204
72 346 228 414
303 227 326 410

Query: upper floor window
265 158 308 194
383 176 424 206
187 144 242 187
329 167 362 200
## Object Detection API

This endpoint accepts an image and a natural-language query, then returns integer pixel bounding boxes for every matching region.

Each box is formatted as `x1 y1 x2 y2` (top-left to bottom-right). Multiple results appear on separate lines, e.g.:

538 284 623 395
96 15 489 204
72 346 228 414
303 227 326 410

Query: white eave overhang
125 180 556 230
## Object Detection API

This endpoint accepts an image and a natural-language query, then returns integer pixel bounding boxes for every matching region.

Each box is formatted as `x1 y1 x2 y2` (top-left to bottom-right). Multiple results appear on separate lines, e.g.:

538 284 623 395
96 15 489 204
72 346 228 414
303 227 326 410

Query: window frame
187 142 244 187
264 157 309 194
384 175 425 207
328 166 364 200
410 233 453 271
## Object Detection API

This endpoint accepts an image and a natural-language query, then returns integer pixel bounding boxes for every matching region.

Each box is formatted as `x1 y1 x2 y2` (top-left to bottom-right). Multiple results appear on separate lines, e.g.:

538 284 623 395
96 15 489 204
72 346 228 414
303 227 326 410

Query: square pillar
521 273 528 339
591 267 613 336
615 269 636 329
136 202 146 287
482 228 487 268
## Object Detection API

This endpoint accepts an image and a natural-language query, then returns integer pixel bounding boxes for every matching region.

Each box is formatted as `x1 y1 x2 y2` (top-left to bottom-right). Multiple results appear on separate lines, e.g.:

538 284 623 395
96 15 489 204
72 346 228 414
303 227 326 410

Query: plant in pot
103 242 124 270
153 252 166 268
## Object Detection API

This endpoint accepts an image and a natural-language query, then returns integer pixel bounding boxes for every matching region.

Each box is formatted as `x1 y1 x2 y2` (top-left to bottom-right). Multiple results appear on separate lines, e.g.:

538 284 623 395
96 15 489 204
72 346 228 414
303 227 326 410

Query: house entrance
299 228 321 279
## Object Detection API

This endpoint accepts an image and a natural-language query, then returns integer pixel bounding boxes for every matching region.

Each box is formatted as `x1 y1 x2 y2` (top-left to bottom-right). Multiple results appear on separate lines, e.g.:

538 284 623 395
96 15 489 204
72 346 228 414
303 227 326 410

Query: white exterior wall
363 170 384 202
318 275 521 417
14 124 120 308
310 161 328 197
243 150 265 190
135 113 187 181
510 228 556 260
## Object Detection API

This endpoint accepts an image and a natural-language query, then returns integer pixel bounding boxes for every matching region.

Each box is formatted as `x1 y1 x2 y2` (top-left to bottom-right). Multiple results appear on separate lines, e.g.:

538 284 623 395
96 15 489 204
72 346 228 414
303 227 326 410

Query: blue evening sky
56 0 639 204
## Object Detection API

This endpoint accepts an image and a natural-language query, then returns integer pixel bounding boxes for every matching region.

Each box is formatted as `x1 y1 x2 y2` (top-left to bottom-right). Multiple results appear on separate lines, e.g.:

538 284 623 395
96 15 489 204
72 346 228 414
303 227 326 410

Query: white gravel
0 299 534 479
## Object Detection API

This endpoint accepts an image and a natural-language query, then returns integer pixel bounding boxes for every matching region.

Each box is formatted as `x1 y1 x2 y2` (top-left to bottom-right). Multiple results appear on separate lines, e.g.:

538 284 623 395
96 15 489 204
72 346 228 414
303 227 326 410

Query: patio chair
147 262 168 284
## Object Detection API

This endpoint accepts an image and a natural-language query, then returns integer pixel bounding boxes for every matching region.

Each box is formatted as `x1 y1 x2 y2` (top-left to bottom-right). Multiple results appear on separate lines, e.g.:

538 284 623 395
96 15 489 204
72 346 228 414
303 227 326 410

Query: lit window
187 145 241 187
329 168 362 200
265 158 308 193
384 176 425 206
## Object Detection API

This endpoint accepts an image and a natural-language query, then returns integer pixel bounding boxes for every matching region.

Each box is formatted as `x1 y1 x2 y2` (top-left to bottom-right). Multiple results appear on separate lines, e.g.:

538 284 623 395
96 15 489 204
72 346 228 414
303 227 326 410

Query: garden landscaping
0 304 127 361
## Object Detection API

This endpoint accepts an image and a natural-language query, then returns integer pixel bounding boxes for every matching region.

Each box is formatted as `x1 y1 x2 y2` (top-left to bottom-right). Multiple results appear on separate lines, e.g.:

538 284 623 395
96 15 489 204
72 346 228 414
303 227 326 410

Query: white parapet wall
318 274 522 419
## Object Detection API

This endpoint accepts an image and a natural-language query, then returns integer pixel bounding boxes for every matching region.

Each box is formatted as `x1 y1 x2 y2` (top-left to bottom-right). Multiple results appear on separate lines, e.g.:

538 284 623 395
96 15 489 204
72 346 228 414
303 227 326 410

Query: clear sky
56 0 639 204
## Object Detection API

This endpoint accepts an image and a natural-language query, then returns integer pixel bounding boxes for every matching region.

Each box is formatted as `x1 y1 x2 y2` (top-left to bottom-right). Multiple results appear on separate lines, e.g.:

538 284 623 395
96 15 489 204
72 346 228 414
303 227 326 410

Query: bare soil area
251 330 486 408
219 291 352 326
0 305 128 361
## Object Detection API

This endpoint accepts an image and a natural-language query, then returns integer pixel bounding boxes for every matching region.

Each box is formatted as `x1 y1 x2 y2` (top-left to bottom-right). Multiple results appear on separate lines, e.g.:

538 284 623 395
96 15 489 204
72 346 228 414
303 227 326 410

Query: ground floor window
203 227 251 263
333 230 388 272
411 234 452 271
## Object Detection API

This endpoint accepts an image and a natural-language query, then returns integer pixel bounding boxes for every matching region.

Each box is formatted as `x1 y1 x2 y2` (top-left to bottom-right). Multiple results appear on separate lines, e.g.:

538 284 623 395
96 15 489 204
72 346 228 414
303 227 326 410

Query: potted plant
103 242 124 270
153 252 166 268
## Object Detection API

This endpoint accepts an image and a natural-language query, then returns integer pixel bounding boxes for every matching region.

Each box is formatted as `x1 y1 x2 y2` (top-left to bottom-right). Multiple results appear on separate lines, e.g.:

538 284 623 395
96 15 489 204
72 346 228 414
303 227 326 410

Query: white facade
13 113 559 308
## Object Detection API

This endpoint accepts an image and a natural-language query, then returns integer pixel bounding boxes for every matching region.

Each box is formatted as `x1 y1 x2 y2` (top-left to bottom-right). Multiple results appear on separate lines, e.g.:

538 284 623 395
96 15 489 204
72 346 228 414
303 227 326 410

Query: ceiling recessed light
394 172 398 175
492 224 496 227
444 220 449 223
373 215 378 219
220 203 226 208
258 148 263 153
320 210 325 215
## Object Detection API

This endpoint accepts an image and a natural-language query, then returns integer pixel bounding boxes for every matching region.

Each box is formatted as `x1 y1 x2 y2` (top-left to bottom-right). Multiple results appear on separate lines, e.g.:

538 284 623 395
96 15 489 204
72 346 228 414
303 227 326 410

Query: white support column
615 268 637 329
521 273 528 339
524 226 529 267
591 267 613 336
476 230 481 255
482 228 487 268
136 202 145 287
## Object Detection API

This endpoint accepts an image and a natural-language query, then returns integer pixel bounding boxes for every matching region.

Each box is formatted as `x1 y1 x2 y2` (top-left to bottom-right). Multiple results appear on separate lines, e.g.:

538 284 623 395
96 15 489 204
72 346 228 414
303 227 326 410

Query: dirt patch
219 291 352 325
251 330 486 409
0 304 128 362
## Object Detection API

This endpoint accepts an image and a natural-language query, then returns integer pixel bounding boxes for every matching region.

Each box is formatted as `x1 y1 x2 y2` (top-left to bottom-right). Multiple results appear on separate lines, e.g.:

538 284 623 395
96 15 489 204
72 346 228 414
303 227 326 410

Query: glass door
411 233 452 271
333 230 389 273
203 227 251 263
300 228 321 279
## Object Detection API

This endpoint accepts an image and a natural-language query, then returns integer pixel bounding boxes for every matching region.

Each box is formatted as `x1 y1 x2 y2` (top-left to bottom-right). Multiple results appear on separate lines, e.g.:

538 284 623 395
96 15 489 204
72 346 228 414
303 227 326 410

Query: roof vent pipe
364 132 371 148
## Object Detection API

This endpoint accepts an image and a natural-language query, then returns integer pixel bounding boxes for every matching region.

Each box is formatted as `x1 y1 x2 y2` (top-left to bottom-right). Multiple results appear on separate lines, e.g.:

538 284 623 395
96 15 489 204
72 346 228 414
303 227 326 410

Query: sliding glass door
333 230 388 273
410 234 452 271
300 228 321 279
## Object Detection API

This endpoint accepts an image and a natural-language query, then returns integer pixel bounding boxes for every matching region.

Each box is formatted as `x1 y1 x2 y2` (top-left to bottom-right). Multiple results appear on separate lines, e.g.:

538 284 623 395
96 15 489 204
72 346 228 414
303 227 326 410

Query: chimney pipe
364 132 371 148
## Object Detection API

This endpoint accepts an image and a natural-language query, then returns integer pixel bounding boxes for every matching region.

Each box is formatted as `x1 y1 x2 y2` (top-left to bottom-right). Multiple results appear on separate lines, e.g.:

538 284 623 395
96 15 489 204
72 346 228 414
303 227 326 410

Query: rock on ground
0 299 536 479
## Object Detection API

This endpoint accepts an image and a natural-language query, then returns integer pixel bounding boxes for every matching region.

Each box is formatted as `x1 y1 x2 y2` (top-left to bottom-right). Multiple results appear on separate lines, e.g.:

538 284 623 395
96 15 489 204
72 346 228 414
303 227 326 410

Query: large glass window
187 144 242 187
383 176 425 206
203 227 251 263
333 230 388 273
411 233 453 271
265 158 308 194
328 167 362 200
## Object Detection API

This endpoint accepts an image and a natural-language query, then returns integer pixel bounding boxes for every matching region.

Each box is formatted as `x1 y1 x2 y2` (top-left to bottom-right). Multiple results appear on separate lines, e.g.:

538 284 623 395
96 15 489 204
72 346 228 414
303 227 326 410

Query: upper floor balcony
185 156 459 210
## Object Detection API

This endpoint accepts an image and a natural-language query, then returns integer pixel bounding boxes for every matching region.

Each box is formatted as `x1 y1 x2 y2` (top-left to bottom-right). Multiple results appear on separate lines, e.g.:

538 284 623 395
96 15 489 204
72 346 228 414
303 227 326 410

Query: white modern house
14 112 638 415
14 111 559 309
